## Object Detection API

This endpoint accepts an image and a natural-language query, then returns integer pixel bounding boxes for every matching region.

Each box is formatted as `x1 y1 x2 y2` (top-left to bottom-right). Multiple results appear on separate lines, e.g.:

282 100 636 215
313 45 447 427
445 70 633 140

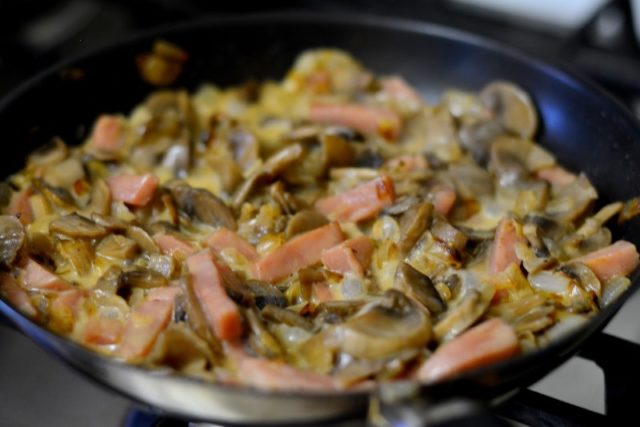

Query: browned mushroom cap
0 215 24 267
480 81 538 140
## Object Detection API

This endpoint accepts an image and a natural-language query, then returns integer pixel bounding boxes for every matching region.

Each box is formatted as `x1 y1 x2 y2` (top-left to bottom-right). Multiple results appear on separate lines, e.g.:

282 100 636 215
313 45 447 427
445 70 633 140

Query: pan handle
368 382 508 427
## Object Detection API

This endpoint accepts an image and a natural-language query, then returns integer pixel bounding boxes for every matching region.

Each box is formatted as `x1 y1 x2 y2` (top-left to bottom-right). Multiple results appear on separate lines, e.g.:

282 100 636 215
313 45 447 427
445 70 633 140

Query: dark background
1 0 640 116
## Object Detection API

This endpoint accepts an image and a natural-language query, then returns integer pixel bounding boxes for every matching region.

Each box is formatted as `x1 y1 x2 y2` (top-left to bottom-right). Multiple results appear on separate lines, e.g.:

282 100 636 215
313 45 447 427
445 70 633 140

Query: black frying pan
1 12 639 425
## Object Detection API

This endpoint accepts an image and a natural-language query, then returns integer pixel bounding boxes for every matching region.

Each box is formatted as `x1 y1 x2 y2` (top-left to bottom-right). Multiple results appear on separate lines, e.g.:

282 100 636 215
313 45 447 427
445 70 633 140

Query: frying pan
1 12 639 425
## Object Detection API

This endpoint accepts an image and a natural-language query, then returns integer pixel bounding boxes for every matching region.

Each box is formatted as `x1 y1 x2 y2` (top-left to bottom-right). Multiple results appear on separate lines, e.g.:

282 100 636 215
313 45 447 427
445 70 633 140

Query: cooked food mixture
1 49 639 391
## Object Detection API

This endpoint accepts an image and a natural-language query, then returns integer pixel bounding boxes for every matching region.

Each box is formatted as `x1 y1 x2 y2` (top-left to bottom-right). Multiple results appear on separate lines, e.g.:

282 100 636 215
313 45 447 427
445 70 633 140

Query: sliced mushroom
84 179 111 216
233 143 304 208
514 236 554 274
95 235 138 261
480 81 538 139
489 139 529 187
245 307 284 359
558 262 602 299
126 225 160 254
207 156 243 194
448 163 494 199
49 213 108 239
94 266 124 294
431 218 468 253
58 239 93 275
270 181 302 215
160 192 180 226
406 231 461 279
488 293 554 335
513 180 550 217
224 279 287 310
433 289 489 342
169 183 236 229
283 275 312 305
25 230 57 268
529 269 597 312
314 300 365 324
262 304 316 332
320 133 354 171
179 277 222 353
148 323 217 376
458 120 503 166
285 209 329 239
393 262 444 315
0 215 25 267
545 175 597 223
398 201 433 255
286 125 323 143
333 290 432 359
561 203 621 257
383 196 421 219
43 157 85 189
145 253 176 278
90 213 127 232
121 267 168 289
33 179 76 209
443 89 491 120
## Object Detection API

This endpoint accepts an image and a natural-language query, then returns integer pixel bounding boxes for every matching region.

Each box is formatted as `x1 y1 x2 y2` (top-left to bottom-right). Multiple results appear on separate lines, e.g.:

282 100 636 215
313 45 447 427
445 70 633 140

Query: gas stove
2 1 640 426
